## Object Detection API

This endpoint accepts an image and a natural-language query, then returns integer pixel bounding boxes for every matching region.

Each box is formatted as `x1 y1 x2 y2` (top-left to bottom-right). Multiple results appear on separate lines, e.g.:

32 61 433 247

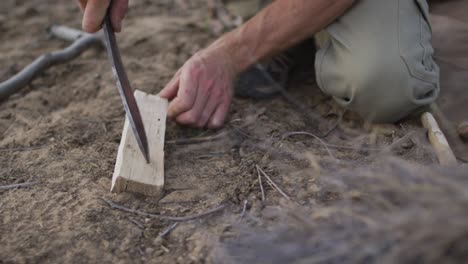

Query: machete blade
102 13 150 163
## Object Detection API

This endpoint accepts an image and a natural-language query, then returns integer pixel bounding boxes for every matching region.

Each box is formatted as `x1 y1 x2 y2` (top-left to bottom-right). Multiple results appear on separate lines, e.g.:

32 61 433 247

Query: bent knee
319 54 439 123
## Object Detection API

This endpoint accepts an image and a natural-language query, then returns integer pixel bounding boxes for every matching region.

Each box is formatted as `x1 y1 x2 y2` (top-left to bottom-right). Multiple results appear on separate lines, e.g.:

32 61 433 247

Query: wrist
207 28 258 75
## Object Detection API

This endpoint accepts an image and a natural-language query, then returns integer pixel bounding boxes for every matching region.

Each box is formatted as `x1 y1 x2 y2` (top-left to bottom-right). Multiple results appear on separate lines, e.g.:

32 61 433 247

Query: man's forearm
211 0 356 73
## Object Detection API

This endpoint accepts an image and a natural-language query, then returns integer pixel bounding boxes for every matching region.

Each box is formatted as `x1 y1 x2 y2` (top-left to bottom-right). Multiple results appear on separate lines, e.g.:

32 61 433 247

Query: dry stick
166 122 252 145
421 112 457 166
0 145 46 153
0 182 37 191
321 111 345 138
283 131 381 152
0 27 104 100
158 222 179 238
238 200 248 222
166 131 228 145
256 165 291 200
381 131 416 154
256 166 266 201
101 197 226 221
128 217 145 229
281 131 336 160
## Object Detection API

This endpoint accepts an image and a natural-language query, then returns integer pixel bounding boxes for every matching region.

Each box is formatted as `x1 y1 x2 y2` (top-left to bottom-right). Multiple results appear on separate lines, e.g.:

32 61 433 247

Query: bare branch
238 200 248 222
281 131 336 160
158 222 179 238
0 182 37 191
256 165 291 200
0 28 104 101
166 131 228 145
101 197 226 221
256 166 266 201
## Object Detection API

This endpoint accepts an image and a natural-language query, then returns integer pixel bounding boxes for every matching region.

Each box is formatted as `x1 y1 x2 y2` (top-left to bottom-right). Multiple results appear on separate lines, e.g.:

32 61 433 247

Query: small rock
458 121 468 140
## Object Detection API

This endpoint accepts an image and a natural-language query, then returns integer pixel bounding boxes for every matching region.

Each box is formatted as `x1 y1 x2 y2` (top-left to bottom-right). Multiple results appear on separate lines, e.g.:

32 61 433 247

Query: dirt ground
0 1 464 263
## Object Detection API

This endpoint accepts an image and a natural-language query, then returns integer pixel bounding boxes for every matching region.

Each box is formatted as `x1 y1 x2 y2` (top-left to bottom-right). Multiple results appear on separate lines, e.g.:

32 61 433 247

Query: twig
421 112 457 166
0 27 104 100
321 111 345 138
161 245 170 253
0 145 46 153
256 165 290 200
158 222 179 238
0 182 37 191
256 166 266 201
101 197 226 221
281 131 336 160
238 200 248 222
128 217 145 229
382 131 416 153
166 131 228 145
49 25 92 41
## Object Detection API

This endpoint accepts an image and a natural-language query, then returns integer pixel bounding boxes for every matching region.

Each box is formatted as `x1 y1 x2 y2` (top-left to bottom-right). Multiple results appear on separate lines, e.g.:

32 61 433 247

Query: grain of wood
111 90 168 197
421 112 457 166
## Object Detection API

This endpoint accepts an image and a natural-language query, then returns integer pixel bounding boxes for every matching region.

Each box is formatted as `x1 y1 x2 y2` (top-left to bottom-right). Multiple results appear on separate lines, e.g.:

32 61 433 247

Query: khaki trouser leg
315 0 440 123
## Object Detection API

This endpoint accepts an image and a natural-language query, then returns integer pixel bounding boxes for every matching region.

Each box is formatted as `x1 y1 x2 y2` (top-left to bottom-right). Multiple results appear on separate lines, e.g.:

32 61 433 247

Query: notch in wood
111 90 168 197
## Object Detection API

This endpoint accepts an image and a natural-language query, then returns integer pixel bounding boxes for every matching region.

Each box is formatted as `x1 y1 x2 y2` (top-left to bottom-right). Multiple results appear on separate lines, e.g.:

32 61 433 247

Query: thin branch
166 131 228 145
0 145 46 153
158 222 179 238
421 112 457 166
101 197 226 221
321 111 345 138
128 217 145 229
0 182 37 191
49 25 93 42
256 165 291 200
238 200 248 222
282 131 336 160
256 166 266 201
0 29 104 100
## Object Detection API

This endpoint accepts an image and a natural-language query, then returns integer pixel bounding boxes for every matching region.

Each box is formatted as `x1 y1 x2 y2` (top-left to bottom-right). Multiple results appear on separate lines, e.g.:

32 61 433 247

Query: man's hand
77 0 129 33
159 47 237 129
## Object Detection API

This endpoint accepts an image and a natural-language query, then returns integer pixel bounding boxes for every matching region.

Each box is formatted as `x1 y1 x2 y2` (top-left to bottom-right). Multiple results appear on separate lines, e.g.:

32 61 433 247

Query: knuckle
184 112 198 124
211 88 222 100
177 98 193 112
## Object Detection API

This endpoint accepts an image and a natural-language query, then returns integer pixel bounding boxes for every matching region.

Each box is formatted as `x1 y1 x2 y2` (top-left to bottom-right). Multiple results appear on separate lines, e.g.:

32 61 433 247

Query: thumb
82 0 111 33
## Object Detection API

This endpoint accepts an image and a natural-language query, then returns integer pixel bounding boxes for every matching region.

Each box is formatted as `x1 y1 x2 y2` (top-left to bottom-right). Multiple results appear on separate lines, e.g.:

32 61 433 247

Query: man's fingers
196 90 222 127
176 87 211 126
159 69 182 99
166 69 198 119
207 100 230 129
77 0 87 11
82 0 111 33
110 0 129 32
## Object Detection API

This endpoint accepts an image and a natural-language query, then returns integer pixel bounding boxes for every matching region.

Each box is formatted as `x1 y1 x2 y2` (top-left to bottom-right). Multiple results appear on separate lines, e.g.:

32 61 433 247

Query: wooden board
111 90 168 197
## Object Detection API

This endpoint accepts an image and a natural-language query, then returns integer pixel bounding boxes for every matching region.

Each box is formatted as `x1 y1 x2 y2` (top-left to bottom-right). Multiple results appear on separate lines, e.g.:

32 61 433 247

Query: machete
102 11 150 163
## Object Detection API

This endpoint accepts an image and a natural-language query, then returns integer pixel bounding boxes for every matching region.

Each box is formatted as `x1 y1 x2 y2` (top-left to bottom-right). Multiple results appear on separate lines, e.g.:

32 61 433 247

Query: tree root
0 26 104 101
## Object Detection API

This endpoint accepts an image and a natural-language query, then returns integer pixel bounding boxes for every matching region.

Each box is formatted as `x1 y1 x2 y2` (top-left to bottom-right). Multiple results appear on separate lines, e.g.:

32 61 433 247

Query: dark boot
234 38 317 99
